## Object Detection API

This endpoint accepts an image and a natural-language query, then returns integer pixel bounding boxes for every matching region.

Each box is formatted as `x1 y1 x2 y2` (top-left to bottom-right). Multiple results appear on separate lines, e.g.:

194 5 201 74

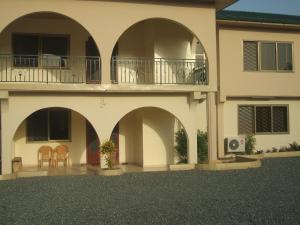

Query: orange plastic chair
53 145 69 168
38 146 53 168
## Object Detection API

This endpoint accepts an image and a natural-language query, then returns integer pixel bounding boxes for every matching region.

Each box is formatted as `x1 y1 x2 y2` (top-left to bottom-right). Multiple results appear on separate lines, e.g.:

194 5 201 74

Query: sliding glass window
243 41 293 72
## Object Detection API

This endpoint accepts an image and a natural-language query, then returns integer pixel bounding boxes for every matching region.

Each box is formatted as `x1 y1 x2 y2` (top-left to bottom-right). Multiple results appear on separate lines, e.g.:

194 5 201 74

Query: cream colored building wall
118 21 154 58
119 108 178 167
142 108 175 167
0 16 91 82
0 0 218 87
196 100 207 132
223 99 300 151
1 92 201 174
117 19 201 84
117 21 154 83
153 20 197 84
153 20 194 59
219 27 300 97
119 111 143 166
13 110 86 166
0 17 89 55
0 0 218 174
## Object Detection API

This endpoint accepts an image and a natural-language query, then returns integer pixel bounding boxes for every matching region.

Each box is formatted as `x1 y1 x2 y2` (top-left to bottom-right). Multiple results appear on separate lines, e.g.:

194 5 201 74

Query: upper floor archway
110 18 209 85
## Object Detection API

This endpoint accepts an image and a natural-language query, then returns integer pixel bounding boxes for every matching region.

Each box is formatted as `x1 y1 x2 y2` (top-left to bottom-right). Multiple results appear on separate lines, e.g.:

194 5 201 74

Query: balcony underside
0 82 211 93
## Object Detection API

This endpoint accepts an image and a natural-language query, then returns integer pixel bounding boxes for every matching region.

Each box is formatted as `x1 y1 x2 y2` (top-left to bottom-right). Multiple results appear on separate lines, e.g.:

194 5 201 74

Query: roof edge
217 10 300 25
216 0 238 11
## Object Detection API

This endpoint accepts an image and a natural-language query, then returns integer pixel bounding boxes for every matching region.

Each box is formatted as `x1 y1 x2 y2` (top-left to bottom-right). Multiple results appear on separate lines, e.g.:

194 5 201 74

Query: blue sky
227 0 300 16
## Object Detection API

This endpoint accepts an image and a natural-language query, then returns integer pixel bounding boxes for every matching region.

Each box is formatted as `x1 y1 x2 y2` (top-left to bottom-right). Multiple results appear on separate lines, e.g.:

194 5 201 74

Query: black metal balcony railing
0 54 101 83
111 57 208 85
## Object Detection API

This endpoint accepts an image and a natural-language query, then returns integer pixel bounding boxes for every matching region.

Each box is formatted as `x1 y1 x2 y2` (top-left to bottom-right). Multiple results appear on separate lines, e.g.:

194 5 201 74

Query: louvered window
255 106 272 132
243 41 293 72
238 106 254 134
273 106 288 132
238 105 288 134
244 41 258 71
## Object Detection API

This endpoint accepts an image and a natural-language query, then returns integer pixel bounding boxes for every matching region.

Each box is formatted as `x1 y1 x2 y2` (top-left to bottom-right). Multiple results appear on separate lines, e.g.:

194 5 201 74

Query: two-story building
1 0 299 175
217 11 300 156
0 0 235 175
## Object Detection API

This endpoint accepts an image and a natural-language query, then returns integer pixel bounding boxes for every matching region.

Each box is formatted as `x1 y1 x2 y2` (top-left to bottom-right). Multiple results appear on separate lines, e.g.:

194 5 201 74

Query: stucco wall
196 100 207 132
0 16 91 82
118 21 154 58
1 92 202 174
13 110 86 166
153 19 195 59
219 26 300 97
119 108 178 167
119 110 143 166
142 108 175 167
117 19 202 84
0 16 90 55
223 99 300 150
0 0 218 87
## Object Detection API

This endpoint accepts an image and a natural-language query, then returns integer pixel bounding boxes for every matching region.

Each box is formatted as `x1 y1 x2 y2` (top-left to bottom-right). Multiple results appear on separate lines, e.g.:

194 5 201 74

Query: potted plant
99 139 123 176
100 140 115 169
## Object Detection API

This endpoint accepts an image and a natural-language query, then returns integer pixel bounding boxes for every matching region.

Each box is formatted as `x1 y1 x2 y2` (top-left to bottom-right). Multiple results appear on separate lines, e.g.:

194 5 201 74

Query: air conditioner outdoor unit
227 137 245 153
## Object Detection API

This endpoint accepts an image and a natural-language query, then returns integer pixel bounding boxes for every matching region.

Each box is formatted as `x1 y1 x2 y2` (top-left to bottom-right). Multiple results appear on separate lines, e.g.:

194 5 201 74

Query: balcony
111 57 208 85
0 54 101 83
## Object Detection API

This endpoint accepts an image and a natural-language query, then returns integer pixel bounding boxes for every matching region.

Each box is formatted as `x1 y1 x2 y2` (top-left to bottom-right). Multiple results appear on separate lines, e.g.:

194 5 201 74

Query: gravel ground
0 158 300 225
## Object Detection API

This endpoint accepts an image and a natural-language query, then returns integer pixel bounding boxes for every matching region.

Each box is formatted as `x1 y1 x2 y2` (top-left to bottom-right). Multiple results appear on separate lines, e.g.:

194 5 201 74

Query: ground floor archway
1 93 205 174
12 107 101 167
112 107 188 168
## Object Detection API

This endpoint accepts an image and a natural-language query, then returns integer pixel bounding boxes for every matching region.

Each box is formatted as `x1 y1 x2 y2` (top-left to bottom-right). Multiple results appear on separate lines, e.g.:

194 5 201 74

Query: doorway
86 121 100 166
85 37 100 83
110 123 119 164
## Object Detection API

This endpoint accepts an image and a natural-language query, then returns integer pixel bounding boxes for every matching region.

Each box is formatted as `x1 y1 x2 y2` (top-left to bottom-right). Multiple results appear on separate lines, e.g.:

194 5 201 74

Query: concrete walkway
0 158 300 225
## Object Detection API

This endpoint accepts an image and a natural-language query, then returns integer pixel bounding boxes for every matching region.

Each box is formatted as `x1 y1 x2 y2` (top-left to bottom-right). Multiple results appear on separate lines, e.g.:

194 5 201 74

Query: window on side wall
238 105 288 135
243 41 293 72
27 109 70 142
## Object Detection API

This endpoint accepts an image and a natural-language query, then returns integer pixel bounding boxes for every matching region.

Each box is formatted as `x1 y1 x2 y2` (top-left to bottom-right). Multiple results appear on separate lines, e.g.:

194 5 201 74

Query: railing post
160 58 162 84
0 55 208 86
111 57 115 83
99 57 101 84
45 55 49 84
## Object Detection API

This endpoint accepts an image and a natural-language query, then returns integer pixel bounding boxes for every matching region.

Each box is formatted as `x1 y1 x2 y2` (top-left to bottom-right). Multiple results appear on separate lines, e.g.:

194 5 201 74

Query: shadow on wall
142 108 175 165
119 107 177 167
119 110 143 166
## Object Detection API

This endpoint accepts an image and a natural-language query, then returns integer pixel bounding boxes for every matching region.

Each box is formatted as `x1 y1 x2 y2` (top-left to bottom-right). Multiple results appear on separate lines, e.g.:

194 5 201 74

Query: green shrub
174 129 188 163
100 140 115 169
197 131 208 163
245 133 256 155
289 142 300 151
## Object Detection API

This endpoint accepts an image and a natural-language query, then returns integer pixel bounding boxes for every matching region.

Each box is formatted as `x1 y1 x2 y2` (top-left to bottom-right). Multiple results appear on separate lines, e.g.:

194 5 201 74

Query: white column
206 92 218 162
100 53 112 84
187 128 198 164
187 96 199 165
217 102 225 158
1 99 13 174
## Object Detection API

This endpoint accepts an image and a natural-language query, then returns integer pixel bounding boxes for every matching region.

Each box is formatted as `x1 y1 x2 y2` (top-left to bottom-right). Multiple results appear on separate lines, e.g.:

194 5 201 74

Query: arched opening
111 18 208 85
110 107 189 169
0 12 101 84
12 107 101 168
